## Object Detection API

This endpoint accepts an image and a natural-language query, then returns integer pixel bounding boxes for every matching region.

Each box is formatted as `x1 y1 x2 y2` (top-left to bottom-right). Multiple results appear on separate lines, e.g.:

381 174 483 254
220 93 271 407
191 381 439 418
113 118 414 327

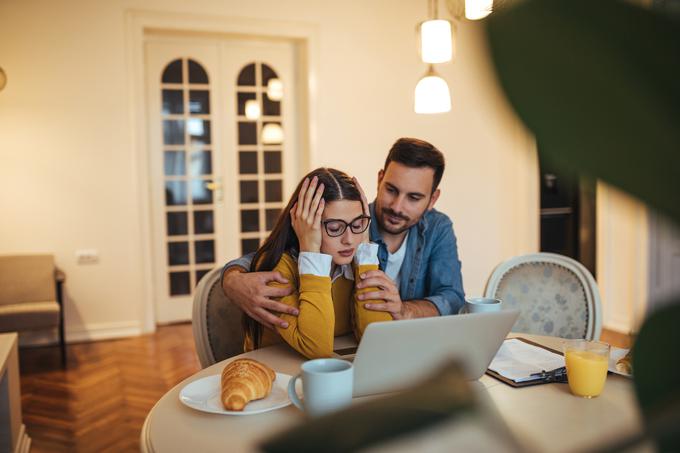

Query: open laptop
335 309 519 397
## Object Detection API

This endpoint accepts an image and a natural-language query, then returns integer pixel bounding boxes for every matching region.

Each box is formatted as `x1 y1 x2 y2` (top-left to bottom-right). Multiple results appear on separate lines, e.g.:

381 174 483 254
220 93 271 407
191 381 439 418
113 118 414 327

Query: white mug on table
287 358 353 417
460 297 502 314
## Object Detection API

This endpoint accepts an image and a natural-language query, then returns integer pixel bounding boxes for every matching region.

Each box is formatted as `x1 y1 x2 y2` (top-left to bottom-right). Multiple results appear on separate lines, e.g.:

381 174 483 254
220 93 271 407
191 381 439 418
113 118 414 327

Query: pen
530 366 568 381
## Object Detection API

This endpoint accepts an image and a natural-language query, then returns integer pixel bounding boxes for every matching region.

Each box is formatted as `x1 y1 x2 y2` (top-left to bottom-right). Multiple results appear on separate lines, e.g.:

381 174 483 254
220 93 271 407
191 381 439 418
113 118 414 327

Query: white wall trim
126 11 156 334
14 423 30 453
68 321 144 343
124 9 319 331
602 319 634 335
18 321 143 347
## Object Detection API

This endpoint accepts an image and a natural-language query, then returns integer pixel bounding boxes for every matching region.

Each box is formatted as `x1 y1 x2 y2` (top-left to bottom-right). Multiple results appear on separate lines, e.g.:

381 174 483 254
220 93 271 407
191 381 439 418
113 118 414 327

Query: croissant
221 358 276 411
616 349 633 375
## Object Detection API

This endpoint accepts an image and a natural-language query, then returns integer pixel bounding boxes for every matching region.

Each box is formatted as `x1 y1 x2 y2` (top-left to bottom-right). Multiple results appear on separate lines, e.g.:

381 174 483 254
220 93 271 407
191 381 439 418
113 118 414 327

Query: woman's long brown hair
245 167 364 348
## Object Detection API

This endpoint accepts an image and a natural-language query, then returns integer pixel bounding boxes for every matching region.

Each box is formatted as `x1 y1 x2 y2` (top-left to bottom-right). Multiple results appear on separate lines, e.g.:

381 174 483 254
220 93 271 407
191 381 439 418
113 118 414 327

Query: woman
244 168 392 358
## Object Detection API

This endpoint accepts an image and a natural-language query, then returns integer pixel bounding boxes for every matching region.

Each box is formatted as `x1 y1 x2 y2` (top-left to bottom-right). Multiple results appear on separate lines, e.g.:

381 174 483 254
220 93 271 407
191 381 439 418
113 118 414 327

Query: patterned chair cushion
494 262 589 339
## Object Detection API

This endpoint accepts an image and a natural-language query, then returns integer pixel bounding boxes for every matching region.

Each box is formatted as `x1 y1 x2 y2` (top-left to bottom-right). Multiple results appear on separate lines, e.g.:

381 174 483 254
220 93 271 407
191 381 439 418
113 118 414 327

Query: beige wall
0 0 640 341
597 183 649 333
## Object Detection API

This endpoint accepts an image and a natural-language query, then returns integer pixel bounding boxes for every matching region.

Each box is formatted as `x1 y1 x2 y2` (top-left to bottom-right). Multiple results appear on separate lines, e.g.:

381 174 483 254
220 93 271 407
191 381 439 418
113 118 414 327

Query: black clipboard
485 337 565 388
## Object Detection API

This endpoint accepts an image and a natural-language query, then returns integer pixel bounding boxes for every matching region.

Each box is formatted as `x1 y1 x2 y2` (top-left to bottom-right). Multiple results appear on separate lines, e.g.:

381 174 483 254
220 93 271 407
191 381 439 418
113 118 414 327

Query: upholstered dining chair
192 267 245 368
484 253 602 341
0 254 67 366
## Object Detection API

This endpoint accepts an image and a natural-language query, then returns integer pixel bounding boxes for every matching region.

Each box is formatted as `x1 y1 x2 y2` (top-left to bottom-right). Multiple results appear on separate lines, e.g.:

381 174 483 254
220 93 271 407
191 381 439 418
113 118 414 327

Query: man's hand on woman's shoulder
221 267 297 329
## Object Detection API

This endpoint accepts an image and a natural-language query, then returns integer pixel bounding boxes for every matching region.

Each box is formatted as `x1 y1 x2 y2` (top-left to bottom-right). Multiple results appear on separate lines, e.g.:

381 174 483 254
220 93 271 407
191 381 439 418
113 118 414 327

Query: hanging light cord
429 0 439 20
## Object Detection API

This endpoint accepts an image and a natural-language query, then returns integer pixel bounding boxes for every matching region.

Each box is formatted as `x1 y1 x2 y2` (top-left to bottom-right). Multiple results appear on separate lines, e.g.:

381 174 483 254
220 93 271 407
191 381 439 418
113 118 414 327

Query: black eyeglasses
322 215 371 237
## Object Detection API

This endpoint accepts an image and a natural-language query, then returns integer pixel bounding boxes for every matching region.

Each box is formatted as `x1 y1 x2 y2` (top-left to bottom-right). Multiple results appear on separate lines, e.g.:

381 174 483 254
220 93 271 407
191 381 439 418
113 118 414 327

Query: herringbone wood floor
18 324 630 452
19 323 201 453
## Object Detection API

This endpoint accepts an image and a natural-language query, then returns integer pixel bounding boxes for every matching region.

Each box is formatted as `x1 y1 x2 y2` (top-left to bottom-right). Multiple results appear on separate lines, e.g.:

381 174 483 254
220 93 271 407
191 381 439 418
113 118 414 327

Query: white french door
145 34 298 324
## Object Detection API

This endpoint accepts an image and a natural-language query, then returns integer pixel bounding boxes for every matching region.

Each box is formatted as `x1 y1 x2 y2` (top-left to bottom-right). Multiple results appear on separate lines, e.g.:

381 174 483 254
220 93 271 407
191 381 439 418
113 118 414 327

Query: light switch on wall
76 249 99 264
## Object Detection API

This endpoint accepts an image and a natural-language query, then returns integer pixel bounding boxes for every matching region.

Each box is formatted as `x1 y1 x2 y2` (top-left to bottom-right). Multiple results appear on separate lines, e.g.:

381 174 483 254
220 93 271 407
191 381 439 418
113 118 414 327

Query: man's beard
378 208 412 235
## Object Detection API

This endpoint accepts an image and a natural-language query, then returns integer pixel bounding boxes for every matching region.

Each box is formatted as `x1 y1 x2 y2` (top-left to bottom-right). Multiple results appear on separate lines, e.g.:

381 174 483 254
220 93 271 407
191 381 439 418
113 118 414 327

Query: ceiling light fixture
414 0 499 114
414 65 452 114
419 0 454 64
414 0 456 114
465 0 493 20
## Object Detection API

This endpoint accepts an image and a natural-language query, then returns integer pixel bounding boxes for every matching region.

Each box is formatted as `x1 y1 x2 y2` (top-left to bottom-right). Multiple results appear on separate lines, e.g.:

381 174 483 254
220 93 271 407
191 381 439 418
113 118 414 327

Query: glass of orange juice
563 340 610 398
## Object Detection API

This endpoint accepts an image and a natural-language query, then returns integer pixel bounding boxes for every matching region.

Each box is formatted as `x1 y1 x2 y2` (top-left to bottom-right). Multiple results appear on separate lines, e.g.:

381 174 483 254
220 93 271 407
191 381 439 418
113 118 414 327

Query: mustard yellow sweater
244 253 392 358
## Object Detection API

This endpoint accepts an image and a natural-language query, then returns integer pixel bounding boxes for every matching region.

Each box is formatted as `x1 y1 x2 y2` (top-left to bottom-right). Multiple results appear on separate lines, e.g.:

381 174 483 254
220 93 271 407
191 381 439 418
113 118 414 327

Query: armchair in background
0 254 67 367
484 252 602 341
192 267 245 368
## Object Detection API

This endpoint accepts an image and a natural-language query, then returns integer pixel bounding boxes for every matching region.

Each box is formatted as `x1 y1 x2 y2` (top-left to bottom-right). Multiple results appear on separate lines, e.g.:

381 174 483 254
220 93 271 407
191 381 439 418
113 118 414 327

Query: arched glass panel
261 64 277 86
235 62 285 254
162 59 183 83
237 63 256 86
188 59 209 84
160 58 216 295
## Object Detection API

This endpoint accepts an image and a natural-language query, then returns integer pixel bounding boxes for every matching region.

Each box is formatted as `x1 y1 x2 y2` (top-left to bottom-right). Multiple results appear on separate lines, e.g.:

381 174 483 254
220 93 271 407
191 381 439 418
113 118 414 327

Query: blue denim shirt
222 201 465 315
367 202 465 316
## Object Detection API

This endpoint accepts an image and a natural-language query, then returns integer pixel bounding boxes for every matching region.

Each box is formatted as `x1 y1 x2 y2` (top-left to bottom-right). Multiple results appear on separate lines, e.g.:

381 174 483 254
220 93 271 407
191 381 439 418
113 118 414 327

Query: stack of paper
488 339 565 383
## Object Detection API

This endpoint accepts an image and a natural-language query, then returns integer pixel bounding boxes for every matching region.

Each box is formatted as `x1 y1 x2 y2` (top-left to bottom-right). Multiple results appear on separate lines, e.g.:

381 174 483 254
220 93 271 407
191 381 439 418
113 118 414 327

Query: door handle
206 179 223 202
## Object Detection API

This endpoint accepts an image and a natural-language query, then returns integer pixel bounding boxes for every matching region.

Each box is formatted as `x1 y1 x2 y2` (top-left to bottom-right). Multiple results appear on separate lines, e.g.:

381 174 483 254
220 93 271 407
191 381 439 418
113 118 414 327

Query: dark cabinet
539 156 597 277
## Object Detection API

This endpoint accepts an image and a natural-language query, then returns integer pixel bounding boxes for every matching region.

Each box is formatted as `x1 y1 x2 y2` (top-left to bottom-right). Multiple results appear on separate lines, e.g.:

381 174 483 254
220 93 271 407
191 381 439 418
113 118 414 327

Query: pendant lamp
465 0 493 20
414 65 451 114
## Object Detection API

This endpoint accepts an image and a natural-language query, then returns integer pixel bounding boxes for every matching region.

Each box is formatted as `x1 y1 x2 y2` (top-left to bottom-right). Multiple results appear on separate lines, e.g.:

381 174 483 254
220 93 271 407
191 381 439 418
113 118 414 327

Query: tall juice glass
563 340 610 398
355 264 379 304
354 263 380 336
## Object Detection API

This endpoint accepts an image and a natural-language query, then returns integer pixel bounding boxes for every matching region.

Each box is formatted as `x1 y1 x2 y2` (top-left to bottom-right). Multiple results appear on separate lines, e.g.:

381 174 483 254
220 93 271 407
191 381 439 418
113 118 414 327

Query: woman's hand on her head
352 176 371 243
291 176 325 253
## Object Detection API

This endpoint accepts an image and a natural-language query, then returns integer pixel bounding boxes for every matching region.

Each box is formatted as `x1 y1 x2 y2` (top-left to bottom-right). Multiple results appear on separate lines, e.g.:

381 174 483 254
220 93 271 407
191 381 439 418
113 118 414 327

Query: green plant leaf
486 0 680 223
632 299 680 451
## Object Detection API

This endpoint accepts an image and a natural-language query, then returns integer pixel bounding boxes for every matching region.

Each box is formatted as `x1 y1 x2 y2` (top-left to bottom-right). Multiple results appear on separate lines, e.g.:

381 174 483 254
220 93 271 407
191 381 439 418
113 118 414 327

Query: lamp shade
414 69 451 114
420 19 453 63
465 0 493 20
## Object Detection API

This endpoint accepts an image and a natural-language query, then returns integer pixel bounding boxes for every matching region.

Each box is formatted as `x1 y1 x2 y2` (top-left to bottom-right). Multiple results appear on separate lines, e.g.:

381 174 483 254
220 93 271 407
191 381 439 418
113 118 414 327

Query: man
221 137 465 329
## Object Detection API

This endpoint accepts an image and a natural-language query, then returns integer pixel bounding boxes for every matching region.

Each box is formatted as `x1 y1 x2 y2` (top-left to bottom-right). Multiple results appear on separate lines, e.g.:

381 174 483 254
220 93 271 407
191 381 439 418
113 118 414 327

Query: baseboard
18 321 143 347
14 424 30 453
68 321 143 343
603 320 633 334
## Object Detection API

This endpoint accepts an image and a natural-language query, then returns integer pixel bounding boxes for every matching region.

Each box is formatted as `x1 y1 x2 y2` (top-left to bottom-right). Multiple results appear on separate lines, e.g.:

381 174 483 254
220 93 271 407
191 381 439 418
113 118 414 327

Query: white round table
141 334 645 453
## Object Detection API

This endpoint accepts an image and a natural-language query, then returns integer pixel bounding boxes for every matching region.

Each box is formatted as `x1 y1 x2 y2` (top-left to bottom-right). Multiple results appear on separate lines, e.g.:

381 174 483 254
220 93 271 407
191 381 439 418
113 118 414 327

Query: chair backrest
192 267 245 368
484 252 602 340
0 254 56 305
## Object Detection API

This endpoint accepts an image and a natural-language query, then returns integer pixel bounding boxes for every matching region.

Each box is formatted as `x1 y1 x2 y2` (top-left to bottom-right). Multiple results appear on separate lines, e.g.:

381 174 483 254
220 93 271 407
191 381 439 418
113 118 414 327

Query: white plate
179 372 292 415
608 347 632 377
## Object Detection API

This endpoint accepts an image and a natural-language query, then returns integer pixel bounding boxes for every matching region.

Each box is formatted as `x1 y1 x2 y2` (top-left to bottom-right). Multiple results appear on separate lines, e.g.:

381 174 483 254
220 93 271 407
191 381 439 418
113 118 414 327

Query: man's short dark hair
384 137 445 192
